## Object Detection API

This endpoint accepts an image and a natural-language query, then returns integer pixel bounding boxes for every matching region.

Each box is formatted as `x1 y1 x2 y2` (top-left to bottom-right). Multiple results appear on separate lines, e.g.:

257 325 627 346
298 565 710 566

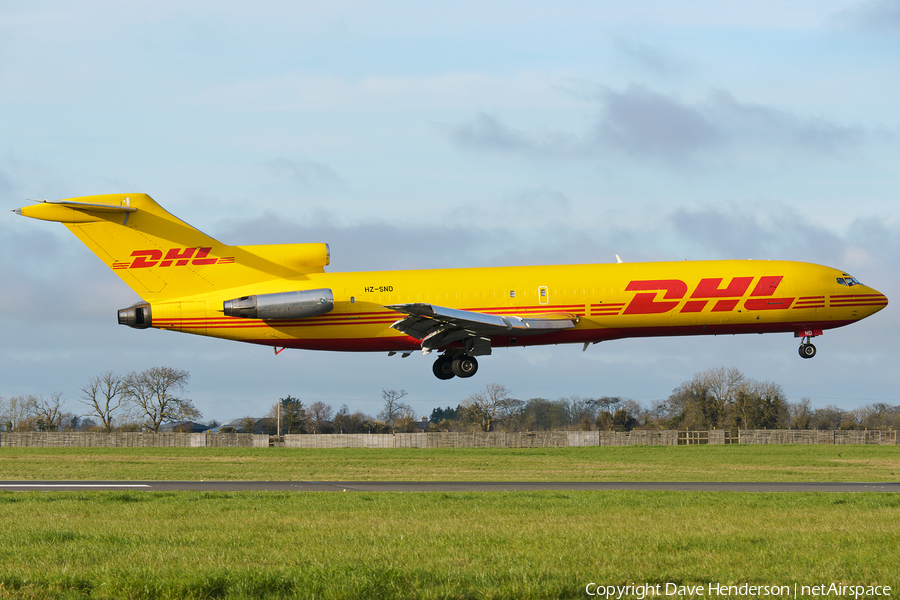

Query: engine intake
118 302 152 329
223 289 334 319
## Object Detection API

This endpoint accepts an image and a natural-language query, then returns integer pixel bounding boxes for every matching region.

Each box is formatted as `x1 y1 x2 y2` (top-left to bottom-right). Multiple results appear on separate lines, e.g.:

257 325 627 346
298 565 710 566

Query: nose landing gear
798 336 817 359
795 329 822 360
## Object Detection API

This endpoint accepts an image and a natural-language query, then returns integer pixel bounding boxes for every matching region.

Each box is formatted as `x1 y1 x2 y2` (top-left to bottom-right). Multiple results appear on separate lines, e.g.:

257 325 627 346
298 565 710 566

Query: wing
385 303 578 355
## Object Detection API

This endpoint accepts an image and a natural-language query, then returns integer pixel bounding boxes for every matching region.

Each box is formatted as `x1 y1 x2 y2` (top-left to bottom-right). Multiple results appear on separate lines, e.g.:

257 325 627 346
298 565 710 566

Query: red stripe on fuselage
241 318 859 353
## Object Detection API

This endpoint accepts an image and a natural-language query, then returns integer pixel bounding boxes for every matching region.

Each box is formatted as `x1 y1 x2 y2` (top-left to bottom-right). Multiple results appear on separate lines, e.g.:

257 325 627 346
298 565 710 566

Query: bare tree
308 401 334 433
700 366 745 428
79 371 129 432
31 392 64 431
460 383 516 432
1 396 34 431
123 367 201 432
789 398 814 430
377 389 412 429
665 367 745 430
706 367 746 409
854 403 900 430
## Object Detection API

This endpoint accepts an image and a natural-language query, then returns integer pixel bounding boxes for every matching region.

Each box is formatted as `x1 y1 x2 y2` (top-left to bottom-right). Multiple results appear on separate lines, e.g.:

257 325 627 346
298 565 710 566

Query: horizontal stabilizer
15 199 137 223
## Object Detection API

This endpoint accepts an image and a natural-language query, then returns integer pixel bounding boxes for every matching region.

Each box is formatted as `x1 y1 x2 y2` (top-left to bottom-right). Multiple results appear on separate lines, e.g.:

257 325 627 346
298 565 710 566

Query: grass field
0 446 898 599
0 445 898 482
0 490 898 599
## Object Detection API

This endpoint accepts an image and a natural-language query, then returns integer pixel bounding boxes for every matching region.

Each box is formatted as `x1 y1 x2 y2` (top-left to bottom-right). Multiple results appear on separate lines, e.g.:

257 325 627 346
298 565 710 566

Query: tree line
2 366 897 434
429 368 900 432
238 389 421 435
0 367 200 433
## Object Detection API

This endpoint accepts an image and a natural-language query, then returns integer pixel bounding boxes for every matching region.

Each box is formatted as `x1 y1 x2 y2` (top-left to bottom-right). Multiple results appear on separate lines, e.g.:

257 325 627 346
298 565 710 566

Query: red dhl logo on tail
623 276 794 314
111 248 235 270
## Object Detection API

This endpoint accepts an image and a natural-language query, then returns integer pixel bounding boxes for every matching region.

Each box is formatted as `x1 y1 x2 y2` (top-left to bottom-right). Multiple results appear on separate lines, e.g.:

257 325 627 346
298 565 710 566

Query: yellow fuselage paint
152 259 886 352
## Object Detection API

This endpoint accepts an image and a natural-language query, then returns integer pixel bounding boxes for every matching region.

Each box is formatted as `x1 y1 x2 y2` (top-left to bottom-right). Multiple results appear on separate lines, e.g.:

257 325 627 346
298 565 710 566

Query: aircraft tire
452 356 478 378
433 356 456 380
799 343 817 359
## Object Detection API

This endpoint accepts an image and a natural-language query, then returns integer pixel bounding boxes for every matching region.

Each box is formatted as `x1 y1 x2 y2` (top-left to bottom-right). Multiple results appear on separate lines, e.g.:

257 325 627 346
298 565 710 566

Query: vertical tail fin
15 194 329 301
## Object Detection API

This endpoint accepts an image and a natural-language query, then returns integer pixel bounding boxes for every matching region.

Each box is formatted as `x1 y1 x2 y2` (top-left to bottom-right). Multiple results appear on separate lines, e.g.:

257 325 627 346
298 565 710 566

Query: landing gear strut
798 336 817 359
432 353 479 379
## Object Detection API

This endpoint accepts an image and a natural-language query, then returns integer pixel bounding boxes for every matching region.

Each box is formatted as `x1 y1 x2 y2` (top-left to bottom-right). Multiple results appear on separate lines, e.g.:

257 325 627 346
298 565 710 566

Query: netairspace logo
584 582 892 599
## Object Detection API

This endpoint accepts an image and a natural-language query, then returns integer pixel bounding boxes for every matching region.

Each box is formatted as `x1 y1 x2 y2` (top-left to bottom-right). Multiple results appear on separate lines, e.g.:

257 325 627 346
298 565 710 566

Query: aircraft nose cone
861 285 888 314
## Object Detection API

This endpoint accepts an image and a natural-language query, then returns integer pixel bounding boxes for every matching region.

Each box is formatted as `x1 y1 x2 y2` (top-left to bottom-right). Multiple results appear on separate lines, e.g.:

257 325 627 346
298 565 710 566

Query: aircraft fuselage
145 260 885 352
15 194 888 379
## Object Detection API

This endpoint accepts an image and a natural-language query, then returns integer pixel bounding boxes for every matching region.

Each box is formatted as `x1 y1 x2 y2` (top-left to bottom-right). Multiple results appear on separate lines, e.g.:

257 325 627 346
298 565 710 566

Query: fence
737 429 900 445
0 431 269 448
0 429 897 448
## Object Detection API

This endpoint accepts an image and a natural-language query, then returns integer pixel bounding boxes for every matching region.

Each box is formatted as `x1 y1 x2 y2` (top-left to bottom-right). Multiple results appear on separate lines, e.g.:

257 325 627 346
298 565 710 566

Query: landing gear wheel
451 356 478 378
433 355 456 380
799 343 817 359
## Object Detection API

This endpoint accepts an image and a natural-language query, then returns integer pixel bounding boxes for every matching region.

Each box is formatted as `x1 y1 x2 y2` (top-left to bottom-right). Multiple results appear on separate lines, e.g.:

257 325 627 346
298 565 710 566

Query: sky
1 0 898 423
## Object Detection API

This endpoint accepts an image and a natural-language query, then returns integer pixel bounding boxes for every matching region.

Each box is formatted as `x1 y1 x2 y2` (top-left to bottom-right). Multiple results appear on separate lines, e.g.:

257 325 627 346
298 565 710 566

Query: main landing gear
798 336 817 359
432 353 478 380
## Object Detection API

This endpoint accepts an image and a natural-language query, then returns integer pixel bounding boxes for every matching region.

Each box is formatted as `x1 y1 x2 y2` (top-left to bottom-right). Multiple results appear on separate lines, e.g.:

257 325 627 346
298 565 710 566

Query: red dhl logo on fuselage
622 276 794 315
111 248 235 270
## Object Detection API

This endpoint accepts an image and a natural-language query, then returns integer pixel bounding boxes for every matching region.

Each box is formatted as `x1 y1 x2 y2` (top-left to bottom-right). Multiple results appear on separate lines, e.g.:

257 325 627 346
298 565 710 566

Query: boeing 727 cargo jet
14 194 888 379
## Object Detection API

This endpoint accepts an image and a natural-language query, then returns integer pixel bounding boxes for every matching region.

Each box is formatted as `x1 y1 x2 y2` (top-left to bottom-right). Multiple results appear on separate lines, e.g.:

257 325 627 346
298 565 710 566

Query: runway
0 481 897 492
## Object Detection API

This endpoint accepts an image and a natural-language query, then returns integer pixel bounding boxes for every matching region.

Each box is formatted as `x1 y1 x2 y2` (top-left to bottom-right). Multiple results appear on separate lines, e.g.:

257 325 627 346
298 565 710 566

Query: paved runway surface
0 481 897 492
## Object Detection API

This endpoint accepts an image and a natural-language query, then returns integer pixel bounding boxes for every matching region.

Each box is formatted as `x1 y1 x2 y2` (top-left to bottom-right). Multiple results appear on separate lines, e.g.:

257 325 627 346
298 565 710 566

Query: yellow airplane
14 193 888 379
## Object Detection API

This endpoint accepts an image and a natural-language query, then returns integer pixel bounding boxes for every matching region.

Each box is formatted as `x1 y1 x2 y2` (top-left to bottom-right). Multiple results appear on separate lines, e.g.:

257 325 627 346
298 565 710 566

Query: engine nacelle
118 302 152 329
223 289 334 319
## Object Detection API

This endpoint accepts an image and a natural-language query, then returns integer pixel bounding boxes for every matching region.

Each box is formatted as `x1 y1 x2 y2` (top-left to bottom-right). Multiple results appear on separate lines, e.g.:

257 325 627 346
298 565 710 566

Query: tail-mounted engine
223 289 334 319
118 302 152 329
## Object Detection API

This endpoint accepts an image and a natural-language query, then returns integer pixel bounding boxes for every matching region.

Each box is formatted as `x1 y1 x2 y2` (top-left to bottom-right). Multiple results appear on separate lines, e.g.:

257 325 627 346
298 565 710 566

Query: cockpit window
837 274 862 287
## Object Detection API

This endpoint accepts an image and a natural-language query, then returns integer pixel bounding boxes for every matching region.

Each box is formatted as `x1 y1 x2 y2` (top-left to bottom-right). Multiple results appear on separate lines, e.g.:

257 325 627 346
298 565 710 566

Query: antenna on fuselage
615 254 624 263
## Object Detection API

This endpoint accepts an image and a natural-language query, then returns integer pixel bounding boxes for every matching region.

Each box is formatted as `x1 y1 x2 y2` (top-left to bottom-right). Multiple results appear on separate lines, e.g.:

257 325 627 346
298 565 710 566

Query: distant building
160 421 211 433
208 417 276 434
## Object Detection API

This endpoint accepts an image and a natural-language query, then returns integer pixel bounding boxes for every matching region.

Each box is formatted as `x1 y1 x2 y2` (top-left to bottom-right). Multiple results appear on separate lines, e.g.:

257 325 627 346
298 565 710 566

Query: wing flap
386 303 578 354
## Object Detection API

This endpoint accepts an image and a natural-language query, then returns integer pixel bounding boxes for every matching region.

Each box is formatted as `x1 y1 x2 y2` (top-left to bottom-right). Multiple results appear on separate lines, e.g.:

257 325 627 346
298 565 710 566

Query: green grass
1 446 898 598
0 491 897 599
0 445 899 482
